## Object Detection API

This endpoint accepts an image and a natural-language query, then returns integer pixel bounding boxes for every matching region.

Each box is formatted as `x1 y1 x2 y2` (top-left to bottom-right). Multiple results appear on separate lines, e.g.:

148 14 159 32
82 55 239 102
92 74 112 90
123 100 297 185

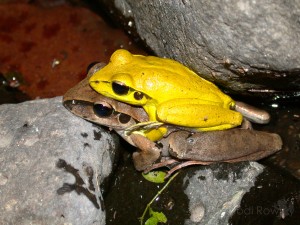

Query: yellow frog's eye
112 81 130 95
93 102 114 117
134 91 144 100
87 62 106 76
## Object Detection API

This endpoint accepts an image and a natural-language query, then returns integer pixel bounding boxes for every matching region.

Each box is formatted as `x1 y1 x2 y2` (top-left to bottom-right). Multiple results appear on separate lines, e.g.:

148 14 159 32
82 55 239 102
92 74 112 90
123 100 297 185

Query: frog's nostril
93 102 114 117
112 81 129 95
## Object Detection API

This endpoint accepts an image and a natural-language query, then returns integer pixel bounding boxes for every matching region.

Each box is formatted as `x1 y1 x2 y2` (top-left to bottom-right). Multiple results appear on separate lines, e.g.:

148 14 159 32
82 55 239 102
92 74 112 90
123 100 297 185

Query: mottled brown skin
167 129 282 161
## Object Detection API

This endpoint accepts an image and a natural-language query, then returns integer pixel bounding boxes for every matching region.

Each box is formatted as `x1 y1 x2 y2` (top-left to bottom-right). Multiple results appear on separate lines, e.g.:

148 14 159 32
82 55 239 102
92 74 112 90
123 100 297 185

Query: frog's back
95 49 234 108
131 55 233 107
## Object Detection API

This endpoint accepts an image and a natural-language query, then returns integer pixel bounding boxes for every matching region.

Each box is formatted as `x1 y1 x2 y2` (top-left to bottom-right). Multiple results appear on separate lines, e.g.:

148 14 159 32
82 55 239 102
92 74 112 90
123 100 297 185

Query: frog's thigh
157 99 242 128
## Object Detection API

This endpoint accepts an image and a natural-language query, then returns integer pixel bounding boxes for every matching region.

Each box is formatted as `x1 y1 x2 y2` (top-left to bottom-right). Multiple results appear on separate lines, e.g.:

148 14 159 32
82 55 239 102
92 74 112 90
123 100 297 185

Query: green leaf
139 172 179 225
142 171 166 183
149 208 167 223
145 217 159 225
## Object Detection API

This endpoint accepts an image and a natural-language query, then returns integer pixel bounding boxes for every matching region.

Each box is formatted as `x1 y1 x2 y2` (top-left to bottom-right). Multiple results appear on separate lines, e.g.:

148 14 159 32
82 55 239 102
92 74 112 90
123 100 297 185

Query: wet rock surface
0 97 119 225
105 153 300 225
230 165 300 224
98 0 300 99
184 162 264 225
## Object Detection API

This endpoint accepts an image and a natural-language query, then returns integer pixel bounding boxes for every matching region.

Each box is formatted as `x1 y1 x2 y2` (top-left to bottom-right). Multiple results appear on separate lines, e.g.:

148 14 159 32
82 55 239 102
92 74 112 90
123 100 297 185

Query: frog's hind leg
157 99 243 130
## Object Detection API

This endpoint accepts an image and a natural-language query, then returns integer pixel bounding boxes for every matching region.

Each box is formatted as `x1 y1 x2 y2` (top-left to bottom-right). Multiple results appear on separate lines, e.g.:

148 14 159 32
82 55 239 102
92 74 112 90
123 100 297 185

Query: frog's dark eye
134 91 144 100
87 62 106 76
118 113 131 124
112 81 129 95
93 102 114 117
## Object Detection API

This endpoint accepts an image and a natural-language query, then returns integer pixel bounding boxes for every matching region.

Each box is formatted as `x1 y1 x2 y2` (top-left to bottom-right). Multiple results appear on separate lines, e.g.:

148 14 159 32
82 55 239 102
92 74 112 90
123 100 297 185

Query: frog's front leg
125 122 167 141
157 98 243 131
124 121 164 135
130 133 162 171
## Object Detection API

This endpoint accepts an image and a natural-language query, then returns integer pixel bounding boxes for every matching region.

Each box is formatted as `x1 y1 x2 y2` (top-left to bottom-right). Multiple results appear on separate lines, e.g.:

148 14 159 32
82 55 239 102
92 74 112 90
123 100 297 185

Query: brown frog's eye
112 81 130 95
87 62 106 76
93 102 114 117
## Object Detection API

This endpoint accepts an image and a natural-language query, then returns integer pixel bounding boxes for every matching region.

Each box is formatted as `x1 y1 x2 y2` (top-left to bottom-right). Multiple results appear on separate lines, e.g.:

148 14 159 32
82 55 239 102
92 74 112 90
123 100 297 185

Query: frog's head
89 49 150 105
89 73 150 106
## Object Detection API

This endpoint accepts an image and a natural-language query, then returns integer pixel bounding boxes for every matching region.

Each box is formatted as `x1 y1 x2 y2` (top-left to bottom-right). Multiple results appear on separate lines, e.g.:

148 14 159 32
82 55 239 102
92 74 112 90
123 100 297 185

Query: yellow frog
89 49 243 140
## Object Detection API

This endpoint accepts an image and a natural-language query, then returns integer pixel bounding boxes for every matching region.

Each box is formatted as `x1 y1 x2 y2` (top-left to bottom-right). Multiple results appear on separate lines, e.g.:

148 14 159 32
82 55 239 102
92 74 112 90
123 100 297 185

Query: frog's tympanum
89 49 244 141
64 73 282 174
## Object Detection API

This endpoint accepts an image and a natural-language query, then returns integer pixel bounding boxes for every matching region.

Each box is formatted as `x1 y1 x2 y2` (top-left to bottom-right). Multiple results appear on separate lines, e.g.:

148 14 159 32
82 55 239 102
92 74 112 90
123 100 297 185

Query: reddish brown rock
0 3 144 98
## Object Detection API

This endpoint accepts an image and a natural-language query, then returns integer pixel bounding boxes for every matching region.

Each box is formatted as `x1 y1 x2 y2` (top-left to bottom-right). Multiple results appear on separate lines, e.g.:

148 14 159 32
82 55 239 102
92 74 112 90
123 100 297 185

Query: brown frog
63 63 282 173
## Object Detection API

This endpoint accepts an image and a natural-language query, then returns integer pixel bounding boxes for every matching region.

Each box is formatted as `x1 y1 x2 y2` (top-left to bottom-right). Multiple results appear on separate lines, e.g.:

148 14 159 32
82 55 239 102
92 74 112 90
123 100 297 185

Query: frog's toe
125 121 164 135
141 121 164 130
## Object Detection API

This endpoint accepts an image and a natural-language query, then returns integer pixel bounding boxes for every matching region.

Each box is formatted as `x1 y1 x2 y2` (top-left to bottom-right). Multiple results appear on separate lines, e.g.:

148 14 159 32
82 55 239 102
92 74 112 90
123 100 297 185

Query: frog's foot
133 151 161 171
124 121 165 136
130 133 162 171
240 118 253 130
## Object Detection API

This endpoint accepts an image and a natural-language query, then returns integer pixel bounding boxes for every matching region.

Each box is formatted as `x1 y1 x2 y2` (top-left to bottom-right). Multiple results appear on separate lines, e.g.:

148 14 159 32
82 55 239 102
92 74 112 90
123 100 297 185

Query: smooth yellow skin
89 49 243 140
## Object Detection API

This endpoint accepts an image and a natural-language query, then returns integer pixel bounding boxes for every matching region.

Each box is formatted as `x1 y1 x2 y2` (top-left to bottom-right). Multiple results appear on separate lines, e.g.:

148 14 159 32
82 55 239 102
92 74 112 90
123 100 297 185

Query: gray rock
0 97 119 225
101 0 300 98
184 162 264 225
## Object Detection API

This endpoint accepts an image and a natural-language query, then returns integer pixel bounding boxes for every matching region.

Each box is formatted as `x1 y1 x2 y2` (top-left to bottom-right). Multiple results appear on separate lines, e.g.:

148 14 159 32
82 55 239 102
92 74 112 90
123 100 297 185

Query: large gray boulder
100 0 300 99
184 162 264 224
0 97 119 225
